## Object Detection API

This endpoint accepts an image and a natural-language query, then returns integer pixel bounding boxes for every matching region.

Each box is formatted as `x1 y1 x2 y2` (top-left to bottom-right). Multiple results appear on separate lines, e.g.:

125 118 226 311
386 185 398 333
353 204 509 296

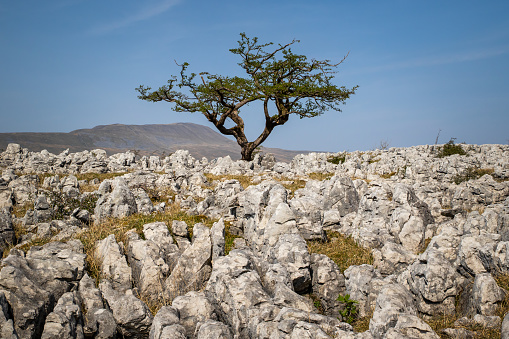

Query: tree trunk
240 143 256 161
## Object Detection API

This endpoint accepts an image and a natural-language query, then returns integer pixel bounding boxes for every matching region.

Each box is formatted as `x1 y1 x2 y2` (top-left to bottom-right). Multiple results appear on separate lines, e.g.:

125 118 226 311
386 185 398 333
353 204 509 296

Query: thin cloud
358 45 509 74
88 0 180 35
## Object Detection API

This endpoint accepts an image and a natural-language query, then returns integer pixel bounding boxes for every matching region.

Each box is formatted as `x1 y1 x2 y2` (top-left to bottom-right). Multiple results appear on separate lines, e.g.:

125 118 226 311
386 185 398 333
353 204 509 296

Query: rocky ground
0 142 508 338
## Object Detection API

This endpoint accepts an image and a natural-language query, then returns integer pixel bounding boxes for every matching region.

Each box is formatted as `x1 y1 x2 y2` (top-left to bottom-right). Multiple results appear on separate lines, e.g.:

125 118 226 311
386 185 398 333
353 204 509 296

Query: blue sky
1 0 508 152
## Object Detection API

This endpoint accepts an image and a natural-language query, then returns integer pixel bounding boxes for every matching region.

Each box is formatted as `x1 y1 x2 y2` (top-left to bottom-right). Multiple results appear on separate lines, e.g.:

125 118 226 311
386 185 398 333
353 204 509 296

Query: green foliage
437 138 467 158
137 33 357 161
327 154 346 164
337 294 358 324
453 167 494 184
47 190 98 222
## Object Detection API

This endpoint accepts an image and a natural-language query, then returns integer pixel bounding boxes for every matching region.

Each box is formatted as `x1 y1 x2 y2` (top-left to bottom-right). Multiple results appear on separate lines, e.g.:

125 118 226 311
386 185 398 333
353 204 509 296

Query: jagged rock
171 291 217 338
95 234 132 292
195 320 233 339
372 242 417 277
0 241 85 338
126 231 170 305
344 265 385 318
40 291 83 339
0 291 17 339
99 281 153 338
171 220 188 238
467 273 505 316
406 250 464 316
369 284 418 339
310 253 345 317
94 177 138 223
143 222 180 271
164 224 212 302
502 311 509 339
383 314 440 339
205 249 273 336
0 212 15 256
149 306 185 339
210 218 225 263
78 273 116 339
441 328 475 339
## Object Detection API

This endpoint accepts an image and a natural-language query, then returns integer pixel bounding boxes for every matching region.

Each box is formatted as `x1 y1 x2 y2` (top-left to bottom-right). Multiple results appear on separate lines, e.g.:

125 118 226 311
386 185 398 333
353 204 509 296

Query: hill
0 123 308 161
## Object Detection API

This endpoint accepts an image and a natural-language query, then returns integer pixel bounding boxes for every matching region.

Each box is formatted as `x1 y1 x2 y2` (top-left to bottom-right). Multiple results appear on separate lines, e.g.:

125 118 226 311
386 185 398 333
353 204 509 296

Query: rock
406 250 463 316
383 314 440 339
369 284 418 339
310 253 346 317
502 311 509 339
40 291 84 339
149 306 186 339
196 320 233 339
210 218 225 263
171 291 217 338
0 241 85 338
126 231 170 305
164 224 212 302
467 273 505 316
94 178 138 223
99 281 153 338
324 175 360 216
372 242 416 277
0 291 17 339
78 273 117 339
344 265 385 318
95 234 132 292
171 220 188 238
205 249 272 336
0 212 15 256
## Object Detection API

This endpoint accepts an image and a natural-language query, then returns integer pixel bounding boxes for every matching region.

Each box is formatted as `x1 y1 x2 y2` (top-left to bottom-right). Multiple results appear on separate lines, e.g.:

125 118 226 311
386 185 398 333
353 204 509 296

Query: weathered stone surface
467 273 505 316
95 234 132 292
149 306 185 339
78 273 116 339
311 253 345 317
164 224 212 302
369 284 418 339
100 281 153 338
94 177 138 223
171 291 217 338
41 291 83 339
0 241 85 338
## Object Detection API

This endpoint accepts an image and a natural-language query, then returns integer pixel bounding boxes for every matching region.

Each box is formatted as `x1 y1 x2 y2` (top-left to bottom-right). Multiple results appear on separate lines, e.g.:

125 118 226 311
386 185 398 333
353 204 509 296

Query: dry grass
307 172 334 181
203 173 253 189
11 202 32 218
352 308 373 333
77 203 213 285
380 171 397 179
307 231 373 273
422 273 509 338
224 220 241 255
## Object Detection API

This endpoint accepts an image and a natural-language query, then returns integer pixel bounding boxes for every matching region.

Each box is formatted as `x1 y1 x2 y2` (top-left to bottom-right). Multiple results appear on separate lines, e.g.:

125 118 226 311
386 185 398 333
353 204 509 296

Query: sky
1 0 508 152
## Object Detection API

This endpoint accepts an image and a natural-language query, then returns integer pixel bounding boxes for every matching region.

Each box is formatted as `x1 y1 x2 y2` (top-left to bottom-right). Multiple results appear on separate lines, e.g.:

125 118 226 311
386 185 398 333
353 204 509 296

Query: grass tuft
307 231 373 273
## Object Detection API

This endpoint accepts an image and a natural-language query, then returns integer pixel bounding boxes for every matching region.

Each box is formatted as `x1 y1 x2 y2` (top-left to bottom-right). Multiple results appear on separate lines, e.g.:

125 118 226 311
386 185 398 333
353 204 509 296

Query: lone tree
136 33 357 161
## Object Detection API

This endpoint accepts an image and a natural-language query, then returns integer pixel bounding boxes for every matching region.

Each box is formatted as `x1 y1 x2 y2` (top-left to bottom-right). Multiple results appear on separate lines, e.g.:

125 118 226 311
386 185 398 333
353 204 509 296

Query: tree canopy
136 33 357 161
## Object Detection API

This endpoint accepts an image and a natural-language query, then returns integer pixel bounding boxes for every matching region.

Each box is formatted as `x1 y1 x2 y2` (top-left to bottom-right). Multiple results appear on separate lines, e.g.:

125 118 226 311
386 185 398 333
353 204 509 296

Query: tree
136 33 357 161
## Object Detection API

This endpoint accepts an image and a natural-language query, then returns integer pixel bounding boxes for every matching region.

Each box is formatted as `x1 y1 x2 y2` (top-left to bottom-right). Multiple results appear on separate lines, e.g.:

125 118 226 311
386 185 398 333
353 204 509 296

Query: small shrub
337 294 358 324
437 138 467 158
327 154 346 165
453 167 494 185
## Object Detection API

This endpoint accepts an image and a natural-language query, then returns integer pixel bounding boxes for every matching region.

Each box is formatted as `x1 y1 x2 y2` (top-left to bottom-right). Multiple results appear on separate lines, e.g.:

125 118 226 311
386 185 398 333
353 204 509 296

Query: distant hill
0 123 309 162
